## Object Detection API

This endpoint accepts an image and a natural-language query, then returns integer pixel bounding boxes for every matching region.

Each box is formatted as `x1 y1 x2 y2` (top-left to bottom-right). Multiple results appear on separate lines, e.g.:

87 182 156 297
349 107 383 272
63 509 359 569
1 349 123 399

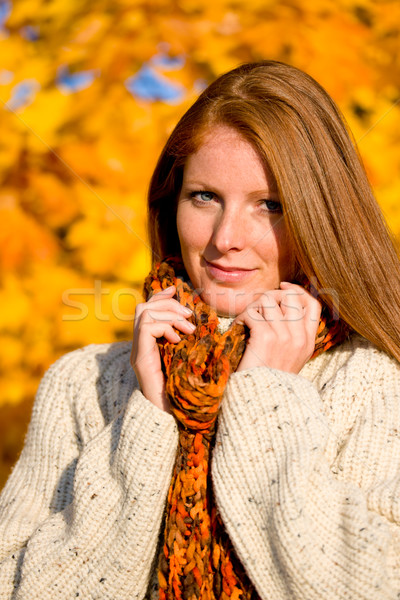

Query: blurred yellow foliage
0 0 399 489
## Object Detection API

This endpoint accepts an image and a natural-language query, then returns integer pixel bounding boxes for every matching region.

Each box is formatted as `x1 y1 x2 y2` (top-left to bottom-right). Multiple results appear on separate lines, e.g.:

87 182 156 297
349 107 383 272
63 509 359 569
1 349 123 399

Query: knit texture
1 334 400 599
143 257 349 600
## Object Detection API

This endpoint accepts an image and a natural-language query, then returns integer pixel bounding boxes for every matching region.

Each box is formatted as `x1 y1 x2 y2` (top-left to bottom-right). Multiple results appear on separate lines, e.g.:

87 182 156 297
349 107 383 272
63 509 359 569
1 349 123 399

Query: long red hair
148 60 400 361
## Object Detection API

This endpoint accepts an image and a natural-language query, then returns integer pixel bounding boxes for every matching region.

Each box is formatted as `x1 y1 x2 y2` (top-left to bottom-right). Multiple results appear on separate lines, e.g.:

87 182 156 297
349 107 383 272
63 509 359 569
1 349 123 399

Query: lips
205 259 256 283
206 261 253 272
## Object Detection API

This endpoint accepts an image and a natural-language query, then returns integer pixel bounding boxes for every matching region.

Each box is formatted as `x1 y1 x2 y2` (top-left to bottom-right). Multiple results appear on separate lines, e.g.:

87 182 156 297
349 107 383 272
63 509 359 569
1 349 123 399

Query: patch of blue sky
153 42 186 70
0 0 11 30
57 65 98 94
125 65 185 103
6 78 40 111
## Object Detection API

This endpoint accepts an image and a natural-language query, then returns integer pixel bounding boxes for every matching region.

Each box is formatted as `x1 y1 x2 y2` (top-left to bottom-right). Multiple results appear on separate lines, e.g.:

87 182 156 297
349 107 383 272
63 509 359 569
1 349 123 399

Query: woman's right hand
130 285 196 413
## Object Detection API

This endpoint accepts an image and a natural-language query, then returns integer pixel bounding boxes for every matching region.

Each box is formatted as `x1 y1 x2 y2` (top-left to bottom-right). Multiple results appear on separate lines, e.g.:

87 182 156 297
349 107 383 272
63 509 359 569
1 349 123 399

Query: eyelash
190 191 215 204
263 200 282 213
189 191 282 213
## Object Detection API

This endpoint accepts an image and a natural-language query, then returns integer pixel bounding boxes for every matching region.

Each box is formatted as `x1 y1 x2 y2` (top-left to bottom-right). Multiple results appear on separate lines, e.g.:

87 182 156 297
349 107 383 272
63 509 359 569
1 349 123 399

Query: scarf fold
143 257 349 600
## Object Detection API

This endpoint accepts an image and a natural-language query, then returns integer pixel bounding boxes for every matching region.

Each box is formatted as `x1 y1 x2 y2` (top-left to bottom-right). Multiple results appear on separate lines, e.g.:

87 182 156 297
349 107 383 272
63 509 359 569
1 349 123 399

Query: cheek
176 205 210 255
177 205 194 256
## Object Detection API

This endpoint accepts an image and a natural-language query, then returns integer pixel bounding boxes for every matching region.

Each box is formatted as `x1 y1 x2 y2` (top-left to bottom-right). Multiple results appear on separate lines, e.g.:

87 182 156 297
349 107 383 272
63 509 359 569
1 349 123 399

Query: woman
1 60 400 599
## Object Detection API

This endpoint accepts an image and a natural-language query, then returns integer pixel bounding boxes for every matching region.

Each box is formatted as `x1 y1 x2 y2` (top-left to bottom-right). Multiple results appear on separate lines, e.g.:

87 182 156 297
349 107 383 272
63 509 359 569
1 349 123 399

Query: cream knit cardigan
1 332 400 599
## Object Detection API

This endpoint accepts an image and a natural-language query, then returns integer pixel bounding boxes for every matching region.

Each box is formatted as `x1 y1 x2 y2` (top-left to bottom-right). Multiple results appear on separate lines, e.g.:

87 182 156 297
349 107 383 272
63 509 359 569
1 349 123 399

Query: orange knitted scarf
143 257 349 600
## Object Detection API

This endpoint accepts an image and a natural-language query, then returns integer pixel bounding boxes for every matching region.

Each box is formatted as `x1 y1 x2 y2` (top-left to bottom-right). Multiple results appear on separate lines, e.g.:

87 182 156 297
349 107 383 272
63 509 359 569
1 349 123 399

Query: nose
211 205 247 253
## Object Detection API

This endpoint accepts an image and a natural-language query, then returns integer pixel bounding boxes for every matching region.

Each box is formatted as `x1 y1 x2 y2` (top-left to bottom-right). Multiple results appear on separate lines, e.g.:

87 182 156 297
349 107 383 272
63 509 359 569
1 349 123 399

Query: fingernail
162 285 175 292
187 322 196 331
181 306 193 316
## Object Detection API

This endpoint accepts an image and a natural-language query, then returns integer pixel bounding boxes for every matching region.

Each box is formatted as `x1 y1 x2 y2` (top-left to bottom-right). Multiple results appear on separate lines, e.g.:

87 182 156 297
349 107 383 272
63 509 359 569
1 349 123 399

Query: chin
199 289 249 317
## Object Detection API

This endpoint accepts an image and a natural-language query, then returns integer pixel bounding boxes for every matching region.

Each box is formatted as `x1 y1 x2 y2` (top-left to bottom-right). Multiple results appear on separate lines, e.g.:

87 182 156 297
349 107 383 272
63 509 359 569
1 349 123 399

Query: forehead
190 125 256 158
183 125 276 189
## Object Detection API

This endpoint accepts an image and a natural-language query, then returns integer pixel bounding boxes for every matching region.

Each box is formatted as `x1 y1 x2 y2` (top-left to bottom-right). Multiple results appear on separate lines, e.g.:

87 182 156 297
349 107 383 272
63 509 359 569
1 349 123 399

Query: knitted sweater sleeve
212 337 400 600
0 342 178 600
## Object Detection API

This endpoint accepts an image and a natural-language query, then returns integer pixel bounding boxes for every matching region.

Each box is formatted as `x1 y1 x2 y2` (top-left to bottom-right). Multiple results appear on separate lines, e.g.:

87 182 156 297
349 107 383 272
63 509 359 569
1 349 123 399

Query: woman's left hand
233 282 322 374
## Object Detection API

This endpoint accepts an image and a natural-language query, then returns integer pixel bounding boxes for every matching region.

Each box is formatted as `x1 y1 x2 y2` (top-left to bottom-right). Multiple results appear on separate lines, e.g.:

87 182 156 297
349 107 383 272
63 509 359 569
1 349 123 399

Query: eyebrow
181 182 279 197
181 181 214 188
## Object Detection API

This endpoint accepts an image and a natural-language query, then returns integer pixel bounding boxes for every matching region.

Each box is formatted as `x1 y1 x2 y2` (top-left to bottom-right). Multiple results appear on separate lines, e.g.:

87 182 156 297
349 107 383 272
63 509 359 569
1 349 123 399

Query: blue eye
264 200 282 213
190 191 215 203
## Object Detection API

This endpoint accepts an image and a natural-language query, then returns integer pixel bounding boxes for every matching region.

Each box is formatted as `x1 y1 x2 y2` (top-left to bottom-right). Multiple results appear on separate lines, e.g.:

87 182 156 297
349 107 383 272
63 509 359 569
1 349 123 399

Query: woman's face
176 125 295 316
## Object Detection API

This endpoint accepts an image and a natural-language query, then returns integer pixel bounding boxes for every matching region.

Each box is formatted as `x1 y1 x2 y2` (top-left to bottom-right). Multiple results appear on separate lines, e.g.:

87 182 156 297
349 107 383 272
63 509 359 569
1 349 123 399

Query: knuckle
280 331 292 346
141 307 159 323
311 295 322 309
261 328 278 344
141 319 157 330
261 292 277 307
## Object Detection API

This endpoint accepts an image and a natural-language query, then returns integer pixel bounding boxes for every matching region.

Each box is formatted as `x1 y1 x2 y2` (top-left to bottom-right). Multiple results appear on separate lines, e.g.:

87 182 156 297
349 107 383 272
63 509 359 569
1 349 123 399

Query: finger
143 296 193 316
279 290 307 323
246 289 298 316
250 294 295 333
158 325 182 344
280 284 323 328
280 281 315 304
279 283 320 315
305 296 323 324
137 321 182 347
139 309 196 333
234 305 266 328
132 320 180 365
255 291 310 352
148 285 176 301
234 296 284 338
134 324 182 365
280 285 322 352
236 305 281 332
